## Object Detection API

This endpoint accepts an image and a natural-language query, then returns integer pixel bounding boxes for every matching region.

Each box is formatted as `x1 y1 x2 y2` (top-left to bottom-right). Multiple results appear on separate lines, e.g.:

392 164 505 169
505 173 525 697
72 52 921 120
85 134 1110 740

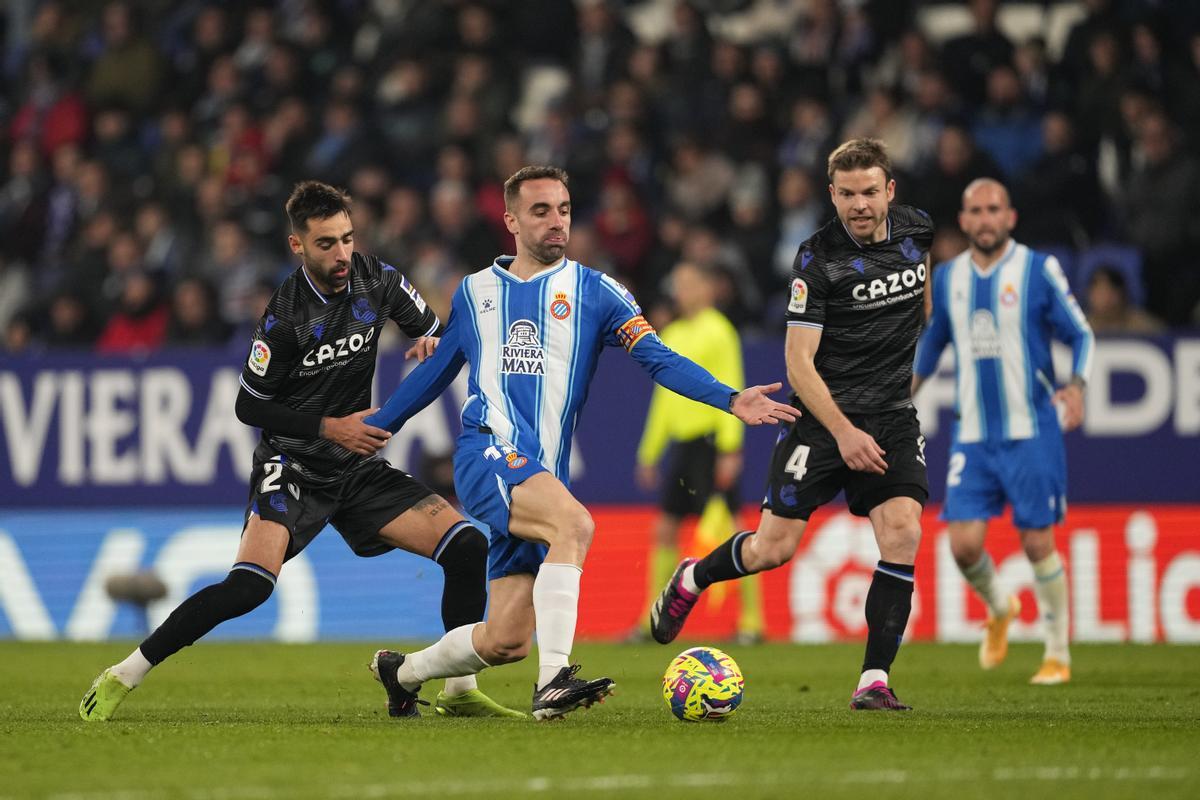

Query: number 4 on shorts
784 445 811 480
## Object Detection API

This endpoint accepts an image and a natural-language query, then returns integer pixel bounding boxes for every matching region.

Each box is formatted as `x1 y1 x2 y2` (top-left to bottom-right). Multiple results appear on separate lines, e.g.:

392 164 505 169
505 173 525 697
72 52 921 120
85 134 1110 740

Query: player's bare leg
371 499 525 718
81 518 286 721
1021 526 1071 685
651 510 807 644
503 473 614 718
949 520 1020 669
850 497 920 711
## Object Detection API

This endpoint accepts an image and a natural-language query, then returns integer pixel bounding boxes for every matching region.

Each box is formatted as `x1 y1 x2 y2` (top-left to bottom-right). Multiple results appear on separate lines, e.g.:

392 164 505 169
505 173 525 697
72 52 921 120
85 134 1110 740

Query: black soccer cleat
649 558 701 644
531 664 615 721
849 681 911 711
369 649 428 718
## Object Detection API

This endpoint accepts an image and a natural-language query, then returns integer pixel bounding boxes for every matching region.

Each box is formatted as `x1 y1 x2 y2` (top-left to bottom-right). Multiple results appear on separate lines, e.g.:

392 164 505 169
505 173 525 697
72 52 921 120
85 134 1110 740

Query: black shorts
660 436 739 517
244 456 434 560
762 404 928 520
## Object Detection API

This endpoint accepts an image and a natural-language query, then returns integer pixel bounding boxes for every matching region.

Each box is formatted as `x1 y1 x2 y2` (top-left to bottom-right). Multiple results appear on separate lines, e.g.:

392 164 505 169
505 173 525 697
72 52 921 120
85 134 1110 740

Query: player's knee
436 525 488 573
551 506 594 551
752 537 793 571
221 566 275 616
949 537 983 568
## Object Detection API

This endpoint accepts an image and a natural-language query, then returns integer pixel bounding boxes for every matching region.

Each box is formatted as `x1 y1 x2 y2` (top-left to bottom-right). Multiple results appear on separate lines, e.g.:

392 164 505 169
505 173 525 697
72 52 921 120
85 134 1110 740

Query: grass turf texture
2 641 1197 800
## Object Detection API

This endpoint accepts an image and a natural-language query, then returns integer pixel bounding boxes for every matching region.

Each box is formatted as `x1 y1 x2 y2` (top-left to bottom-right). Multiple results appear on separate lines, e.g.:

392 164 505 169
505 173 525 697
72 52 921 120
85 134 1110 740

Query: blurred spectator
0 256 32 336
428 180 498 269
135 200 187 276
194 218 276 326
665 137 735 224
773 168 822 284
374 186 426 264
86 2 163 113
1061 0 1123 90
1085 266 1165 335
1014 112 1103 247
3 314 35 355
972 64 1042 178
96 272 169 354
1120 113 1200 326
941 0 1014 109
575 0 635 110
165 276 231 346
44 292 99 347
1075 30 1128 154
10 52 88 160
909 125 1002 228
842 85 921 173
0 139 48 264
595 177 653 289
778 96 835 178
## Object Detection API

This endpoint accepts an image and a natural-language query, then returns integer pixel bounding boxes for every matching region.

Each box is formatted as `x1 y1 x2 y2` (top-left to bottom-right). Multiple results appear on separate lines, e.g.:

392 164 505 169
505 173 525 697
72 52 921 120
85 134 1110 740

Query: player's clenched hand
405 336 440 363
833 426 887 474
1053 384 1084 432
321 408 392 455
729 383 801 426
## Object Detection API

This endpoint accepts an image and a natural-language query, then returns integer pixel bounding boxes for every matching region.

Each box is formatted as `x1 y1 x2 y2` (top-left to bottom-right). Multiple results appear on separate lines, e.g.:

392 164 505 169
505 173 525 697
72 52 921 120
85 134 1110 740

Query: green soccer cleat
79 669 133 722
434 688 528 719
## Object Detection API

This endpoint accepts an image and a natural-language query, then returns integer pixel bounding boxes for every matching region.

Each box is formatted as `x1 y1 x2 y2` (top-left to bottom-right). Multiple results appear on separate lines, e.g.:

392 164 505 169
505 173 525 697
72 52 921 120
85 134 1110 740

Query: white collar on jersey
840 216 891 248
491 255 569 283
300 264 350 303
968 238 1018 278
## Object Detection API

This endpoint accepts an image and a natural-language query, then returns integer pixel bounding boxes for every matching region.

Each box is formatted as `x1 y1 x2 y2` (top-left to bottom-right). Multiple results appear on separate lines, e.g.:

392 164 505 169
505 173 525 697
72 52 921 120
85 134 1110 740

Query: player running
364 166 799 720
80 181 522 722
649 139 933 710
913 178 1093 685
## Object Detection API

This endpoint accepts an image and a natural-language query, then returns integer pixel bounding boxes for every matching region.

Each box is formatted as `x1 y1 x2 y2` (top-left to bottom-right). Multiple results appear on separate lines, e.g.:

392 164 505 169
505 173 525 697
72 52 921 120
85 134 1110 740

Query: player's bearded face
830 167 895 244
960 187 1016 256
293 212 354 293
512 179 571 265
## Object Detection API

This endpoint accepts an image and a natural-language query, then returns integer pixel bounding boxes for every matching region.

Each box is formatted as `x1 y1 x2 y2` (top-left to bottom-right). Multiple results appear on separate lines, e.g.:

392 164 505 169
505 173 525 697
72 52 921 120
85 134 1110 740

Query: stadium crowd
2 0 1199 357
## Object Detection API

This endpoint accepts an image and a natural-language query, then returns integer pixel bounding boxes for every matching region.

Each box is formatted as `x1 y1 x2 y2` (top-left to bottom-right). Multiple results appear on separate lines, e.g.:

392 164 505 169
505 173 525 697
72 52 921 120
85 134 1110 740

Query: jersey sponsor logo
352 298 378 324
502 320 545 375
969 309 1002 359
850 264 927 302
300 326 377 368
1001 283 1019 306
788 278 809 313
399 275 428 313
248 340 271 376
615 314 655 351
550 291 572 320
900 236 923 262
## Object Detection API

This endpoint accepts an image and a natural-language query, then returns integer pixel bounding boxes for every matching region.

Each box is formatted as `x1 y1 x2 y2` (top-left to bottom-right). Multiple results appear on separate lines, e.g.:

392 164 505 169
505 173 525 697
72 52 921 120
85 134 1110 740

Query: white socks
681 562 702 596
533 562 583 690
960 552 1009 618
395 623 489 693
1032 552 1070 664
110 647 153 689
443 675 478 696
857 669 888 691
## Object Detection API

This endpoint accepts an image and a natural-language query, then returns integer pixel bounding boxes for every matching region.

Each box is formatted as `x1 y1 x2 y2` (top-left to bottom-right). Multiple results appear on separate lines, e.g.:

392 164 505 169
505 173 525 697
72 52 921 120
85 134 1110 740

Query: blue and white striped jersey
369 257 735 481
914 240 1094 443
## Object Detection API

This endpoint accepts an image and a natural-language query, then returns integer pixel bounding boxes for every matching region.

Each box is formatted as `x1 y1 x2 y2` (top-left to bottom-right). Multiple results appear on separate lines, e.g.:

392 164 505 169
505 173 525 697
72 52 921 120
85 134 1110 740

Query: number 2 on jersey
784 445 811 481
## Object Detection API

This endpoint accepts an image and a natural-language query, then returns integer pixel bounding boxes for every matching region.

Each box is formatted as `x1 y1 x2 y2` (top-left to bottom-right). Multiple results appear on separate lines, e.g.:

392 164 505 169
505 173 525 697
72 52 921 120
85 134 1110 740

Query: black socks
692 531 753 590
433 522 489 630
862 561 915 673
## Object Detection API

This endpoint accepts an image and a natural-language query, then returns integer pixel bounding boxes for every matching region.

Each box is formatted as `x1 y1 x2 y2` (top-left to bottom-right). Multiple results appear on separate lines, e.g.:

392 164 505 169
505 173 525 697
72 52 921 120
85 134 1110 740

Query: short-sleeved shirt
238 252 440 484
785 204 934 413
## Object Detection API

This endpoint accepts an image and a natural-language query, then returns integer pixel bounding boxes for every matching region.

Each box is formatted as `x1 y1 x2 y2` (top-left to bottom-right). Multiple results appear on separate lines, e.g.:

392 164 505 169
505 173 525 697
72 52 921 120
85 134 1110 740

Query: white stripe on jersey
946 251 982 442
537 263 580 473
464 270 516 444
1042 255 1094 381
996 244 1034 439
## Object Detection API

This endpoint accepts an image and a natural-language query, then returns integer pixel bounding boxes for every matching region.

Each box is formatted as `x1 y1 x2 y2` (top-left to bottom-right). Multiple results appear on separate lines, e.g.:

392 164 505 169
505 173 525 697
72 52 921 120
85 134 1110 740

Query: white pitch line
41 766 1192 800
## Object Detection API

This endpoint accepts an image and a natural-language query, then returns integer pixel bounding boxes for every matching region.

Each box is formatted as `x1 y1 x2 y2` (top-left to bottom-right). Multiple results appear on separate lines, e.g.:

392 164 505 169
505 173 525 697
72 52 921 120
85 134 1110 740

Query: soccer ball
662 646 744 722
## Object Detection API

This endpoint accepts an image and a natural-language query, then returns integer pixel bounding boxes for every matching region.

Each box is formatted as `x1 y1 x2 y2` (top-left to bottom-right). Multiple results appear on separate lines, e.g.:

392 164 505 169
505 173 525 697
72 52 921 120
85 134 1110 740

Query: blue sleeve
366 306 466 432
1040 255 1095 382
594 271 734 410
914 262 952 378
628 335 736 411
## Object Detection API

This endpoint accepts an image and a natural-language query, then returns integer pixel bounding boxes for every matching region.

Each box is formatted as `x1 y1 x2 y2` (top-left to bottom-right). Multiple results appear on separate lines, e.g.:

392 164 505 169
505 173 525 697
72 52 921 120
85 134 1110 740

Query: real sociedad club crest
352 298 377 323
900 236 922 262
550 291 572 320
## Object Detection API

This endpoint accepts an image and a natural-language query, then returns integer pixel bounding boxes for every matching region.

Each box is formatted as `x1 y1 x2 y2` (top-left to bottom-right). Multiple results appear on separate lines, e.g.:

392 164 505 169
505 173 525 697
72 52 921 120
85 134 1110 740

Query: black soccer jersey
785 204 934 413
239 252 440 483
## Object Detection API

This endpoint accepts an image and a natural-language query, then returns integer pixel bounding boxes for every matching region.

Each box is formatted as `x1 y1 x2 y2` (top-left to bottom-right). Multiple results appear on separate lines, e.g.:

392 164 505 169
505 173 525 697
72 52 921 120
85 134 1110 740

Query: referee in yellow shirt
633 261 764 643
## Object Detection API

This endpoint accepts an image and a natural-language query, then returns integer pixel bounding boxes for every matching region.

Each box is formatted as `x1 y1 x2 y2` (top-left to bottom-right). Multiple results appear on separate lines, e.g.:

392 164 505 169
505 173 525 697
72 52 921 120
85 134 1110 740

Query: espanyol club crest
550 291 572 320
1001 283 1019 306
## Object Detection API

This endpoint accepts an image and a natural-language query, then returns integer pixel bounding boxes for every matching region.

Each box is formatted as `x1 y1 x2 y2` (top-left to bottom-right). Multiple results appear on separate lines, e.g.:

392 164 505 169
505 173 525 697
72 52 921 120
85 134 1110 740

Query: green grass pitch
2 641 1197 799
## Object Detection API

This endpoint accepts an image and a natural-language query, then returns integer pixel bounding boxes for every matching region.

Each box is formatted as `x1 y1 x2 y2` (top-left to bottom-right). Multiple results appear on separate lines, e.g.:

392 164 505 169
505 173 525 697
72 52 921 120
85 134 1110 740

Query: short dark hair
503 165 569 211
286 180 352 232
827 138 892 182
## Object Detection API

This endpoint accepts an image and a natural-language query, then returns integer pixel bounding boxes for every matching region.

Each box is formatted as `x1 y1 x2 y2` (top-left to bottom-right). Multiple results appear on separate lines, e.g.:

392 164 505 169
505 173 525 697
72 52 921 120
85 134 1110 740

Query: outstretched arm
628 335 798 425
367 321 465 432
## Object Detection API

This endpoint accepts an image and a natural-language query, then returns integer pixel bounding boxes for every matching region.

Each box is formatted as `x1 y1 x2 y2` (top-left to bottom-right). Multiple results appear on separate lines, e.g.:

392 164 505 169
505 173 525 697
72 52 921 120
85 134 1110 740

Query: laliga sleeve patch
616 314 656 351
248 339 272 376
788 277 808 314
